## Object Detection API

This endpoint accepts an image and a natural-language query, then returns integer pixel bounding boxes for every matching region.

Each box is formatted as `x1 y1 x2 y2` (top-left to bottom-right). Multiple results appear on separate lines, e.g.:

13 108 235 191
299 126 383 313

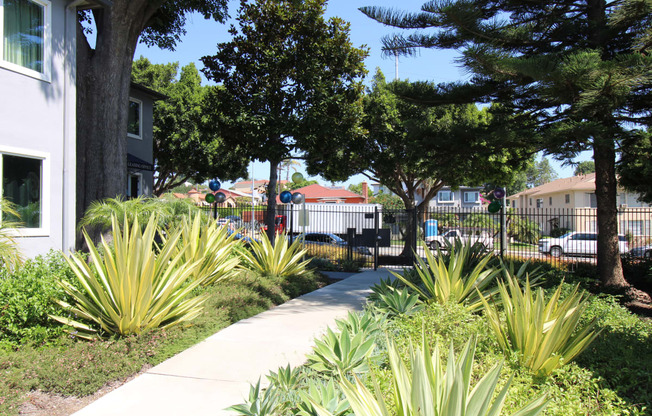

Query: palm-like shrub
480 273 601 376
369 280 423 317
78 195 204 232
51 215 209 338
240 232 310 277
0 199 23 272
393 242 500 312
173 214 240 285
306 326 377 376
313 335 548 416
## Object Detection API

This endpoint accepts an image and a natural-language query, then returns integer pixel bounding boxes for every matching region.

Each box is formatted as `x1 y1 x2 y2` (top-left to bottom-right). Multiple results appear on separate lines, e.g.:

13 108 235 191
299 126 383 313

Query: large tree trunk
266 160 280 244
75 2 155 243
593 136 627 288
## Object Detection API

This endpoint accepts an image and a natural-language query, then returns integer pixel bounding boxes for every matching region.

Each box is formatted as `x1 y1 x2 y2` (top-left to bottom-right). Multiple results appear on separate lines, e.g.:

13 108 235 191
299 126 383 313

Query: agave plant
227 378 282 416
266 364 304 394
480 272 601 376
335 311 383 341
312 335 548 416
392 241 500 312
369 278 423 317
240 232 310 277
306 325 376 376
50 215 209 339
298 380 351 416
173 213 241 285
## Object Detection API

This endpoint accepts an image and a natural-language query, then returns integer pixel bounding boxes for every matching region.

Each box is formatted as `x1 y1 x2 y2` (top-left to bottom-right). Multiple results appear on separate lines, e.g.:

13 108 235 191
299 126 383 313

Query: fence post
412 208 418 264
213 202 217 220
374 206 379 271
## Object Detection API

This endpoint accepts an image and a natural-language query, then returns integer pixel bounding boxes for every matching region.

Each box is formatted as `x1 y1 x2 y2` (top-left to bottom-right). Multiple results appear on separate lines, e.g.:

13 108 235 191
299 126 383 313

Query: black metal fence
201 203 652 268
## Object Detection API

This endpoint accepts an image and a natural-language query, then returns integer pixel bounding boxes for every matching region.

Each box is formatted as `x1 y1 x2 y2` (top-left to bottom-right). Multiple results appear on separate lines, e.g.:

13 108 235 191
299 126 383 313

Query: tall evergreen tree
361 0 652 287
201 0 367 242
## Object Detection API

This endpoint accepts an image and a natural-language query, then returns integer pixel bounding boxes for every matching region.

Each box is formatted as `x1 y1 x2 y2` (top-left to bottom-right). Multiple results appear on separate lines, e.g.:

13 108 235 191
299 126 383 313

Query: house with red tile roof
233 179 289 195
286 183 366 204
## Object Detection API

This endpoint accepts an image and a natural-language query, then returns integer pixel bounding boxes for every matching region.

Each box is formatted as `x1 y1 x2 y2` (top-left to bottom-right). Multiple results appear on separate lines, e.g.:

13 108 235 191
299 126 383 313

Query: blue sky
135 0 591 188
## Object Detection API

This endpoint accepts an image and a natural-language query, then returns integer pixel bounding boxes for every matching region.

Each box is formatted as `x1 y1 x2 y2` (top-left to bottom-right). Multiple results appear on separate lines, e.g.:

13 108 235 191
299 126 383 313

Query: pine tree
362 0 652 287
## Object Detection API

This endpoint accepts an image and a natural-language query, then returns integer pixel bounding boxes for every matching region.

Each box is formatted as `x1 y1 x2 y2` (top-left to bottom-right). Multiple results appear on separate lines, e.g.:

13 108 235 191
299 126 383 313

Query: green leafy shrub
393 241 500 312
368 280 423 317
240 232 310 278
0 251 78 347
480 273 601 376
315 335 548 416
51 215 210 339
550 227 571 238
0 199 24 273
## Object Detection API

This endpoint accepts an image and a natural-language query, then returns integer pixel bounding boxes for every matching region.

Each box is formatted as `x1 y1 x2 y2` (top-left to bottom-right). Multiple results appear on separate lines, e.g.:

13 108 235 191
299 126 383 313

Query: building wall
0 0 76 257
430 187 484 209
127 88 154 196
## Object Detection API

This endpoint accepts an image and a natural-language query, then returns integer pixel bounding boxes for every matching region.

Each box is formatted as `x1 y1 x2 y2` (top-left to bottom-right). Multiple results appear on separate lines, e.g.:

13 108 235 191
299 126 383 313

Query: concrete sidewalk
72 269 392 416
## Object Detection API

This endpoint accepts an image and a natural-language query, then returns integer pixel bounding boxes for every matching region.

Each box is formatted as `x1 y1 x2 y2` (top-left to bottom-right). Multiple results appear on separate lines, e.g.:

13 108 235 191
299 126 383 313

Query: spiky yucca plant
312 335 548 416
240 232 310 277
51 215 208 338
392 241 500 312
480 273 601 376
173 214 241 285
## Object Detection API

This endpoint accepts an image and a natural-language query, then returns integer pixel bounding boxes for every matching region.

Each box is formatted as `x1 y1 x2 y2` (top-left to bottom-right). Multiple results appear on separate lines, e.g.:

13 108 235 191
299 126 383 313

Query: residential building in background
126 83 165 198
430 186 485 209
507 173 652 236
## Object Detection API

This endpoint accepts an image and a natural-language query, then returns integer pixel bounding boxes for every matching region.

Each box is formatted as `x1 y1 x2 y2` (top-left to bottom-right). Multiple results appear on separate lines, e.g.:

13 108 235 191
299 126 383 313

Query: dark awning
127 153 154 171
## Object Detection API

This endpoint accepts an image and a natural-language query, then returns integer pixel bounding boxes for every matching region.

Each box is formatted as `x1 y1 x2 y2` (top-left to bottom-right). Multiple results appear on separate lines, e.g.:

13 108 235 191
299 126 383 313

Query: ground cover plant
229 251 652 416
0 268 327 415
0 207 327 415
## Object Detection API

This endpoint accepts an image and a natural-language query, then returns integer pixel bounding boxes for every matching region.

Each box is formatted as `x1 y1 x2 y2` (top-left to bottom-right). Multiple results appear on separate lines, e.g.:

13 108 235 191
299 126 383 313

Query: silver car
629 244 652 259
539 232 629 258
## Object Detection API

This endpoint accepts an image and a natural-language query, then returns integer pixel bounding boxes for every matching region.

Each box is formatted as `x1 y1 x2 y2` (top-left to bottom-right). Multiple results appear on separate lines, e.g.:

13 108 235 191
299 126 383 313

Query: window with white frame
1 152 43 228
463 191 479 203
127 172 142 198
536 198 544 208
127 98 142 138
1 0 50 80
437 190 454 203
565 194 570 204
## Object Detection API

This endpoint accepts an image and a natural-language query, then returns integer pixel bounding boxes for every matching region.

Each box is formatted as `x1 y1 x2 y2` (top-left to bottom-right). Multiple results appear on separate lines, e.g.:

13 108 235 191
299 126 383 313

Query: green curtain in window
3 0 44 73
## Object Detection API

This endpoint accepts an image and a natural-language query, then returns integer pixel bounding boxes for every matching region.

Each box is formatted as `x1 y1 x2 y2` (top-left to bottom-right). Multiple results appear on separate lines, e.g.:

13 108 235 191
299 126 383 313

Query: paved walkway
72 269 392 416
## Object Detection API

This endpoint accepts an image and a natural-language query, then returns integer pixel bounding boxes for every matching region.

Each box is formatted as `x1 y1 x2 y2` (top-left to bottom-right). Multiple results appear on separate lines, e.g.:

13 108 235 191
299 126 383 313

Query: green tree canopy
575 161 596 176
201 0 367 240
361 0 652 287
618 130 652 203
526 157 558 188
313 69 532 255
131 57 248 195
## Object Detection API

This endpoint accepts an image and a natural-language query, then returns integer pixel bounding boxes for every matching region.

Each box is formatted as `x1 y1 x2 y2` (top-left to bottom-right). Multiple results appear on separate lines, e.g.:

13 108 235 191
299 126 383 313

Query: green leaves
480 272 601 376
240 232 310 278
50 215 210 338
393 241 500 312
313 335 548 416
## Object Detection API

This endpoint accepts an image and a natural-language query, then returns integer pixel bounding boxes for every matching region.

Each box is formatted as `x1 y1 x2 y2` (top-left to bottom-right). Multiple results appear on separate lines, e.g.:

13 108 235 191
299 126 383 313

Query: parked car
538 232 629 258
425 229 494 250
629 244 652 259
292 232 372 256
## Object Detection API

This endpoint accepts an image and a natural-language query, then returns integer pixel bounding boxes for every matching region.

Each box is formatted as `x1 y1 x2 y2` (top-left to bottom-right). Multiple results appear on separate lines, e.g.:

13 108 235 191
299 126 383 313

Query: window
588 193 597 208
1 153 42 228
549 197 552 206
463 191 479 203
1 0 50 80
565 194 570 204
438 190 453 203
127 172 141 198
127 98 142 138
536 198 543 208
